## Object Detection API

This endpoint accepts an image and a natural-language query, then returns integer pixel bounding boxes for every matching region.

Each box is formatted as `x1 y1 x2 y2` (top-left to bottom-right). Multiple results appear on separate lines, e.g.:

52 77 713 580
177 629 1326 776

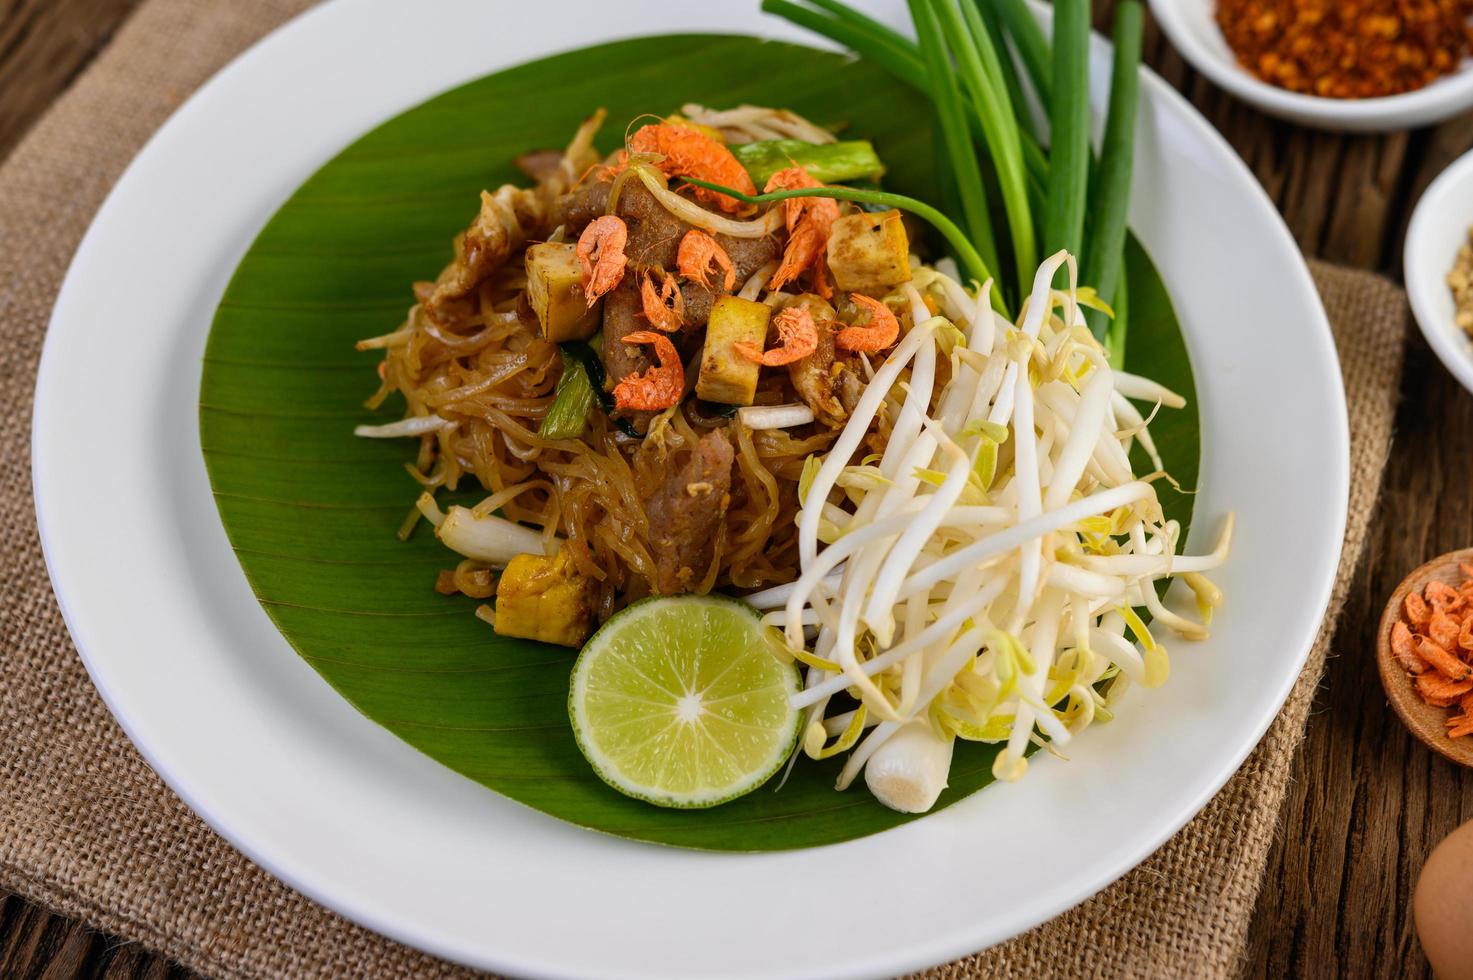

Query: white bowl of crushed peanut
1407 148 1473 397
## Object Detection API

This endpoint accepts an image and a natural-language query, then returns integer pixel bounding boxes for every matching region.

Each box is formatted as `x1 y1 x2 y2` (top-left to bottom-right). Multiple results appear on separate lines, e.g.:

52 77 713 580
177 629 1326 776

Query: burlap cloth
0 1 1406 976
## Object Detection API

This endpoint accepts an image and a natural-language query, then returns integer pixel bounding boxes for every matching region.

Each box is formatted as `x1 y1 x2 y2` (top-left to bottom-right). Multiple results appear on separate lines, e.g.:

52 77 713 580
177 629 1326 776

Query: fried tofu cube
525 242 600 343
826 209 911 294
696 295 771 406
493 549 595 648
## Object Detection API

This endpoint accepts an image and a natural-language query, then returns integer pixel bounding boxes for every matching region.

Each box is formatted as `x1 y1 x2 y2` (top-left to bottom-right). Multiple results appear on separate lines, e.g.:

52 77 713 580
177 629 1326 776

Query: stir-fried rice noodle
358 104 1232 796
359 108 868 617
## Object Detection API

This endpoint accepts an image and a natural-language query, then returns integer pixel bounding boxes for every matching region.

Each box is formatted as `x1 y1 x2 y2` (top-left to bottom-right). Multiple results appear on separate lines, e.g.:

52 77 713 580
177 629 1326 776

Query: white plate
32 1 1348 977
1406 148 1473 395
1149 0 1473 132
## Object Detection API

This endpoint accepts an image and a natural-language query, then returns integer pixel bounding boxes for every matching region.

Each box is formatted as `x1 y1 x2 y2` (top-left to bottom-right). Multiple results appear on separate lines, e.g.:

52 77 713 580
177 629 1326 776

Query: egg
1415 819 1473 978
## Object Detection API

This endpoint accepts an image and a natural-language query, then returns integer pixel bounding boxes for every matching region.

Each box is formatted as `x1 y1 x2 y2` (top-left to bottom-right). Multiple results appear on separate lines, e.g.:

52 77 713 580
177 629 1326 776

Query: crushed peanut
1448 228 1473 339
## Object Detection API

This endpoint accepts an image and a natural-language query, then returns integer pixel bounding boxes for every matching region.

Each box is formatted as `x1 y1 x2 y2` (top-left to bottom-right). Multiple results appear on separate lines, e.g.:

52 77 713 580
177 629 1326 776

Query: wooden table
4 0 1472 976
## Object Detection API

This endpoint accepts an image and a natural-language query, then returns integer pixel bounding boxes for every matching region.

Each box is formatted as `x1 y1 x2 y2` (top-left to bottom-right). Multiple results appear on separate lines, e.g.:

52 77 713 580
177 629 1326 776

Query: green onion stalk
760 0 1050 189
730 139 886 187
1083 0 1143 345
538 351 597 440
1044 0 1089 262
989 0 1054 108
761 0 1144 355
932 0 1035 297
909 0 999 280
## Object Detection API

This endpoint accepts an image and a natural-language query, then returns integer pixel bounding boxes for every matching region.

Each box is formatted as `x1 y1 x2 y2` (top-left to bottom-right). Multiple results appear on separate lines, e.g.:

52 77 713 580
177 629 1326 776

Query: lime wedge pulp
569 595 801 808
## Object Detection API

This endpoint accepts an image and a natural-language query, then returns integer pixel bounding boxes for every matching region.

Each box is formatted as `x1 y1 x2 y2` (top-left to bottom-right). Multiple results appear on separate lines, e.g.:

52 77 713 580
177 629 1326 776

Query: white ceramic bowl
1149 0 1473 132
1406 148 1473 395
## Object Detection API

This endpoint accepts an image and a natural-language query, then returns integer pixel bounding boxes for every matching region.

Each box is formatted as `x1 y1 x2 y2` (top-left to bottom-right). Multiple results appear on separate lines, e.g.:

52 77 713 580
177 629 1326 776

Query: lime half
569 595 800 808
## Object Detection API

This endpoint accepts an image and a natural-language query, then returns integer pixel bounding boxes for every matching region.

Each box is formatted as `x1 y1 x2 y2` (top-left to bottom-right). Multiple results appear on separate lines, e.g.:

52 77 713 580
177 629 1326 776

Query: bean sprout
779 251 1233 811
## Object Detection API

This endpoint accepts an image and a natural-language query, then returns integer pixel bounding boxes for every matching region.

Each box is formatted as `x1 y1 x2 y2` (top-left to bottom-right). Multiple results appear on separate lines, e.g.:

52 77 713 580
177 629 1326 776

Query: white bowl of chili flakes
1148 0 1473 132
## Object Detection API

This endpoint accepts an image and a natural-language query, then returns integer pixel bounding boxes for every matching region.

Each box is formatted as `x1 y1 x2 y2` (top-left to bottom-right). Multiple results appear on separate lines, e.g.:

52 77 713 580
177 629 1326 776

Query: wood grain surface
5 1 1473 977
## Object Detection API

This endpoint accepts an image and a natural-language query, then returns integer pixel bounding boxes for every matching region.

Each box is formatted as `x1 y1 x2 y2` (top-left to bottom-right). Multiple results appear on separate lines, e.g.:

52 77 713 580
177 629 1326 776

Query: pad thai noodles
356 99 1232 812
358 107 873 622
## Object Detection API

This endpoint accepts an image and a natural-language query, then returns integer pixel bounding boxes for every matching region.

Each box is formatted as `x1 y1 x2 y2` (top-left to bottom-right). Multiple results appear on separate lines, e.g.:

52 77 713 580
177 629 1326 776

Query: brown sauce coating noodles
360 111 875 620
369 251 850 617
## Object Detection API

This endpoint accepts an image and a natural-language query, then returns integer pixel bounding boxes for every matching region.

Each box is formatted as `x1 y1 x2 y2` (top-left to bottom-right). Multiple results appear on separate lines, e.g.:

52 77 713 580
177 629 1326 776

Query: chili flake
1216 0 1473 99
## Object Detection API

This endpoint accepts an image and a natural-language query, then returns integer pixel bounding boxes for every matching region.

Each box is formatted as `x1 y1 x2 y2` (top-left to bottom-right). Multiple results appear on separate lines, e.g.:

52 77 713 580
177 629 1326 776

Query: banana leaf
200 33 1198 851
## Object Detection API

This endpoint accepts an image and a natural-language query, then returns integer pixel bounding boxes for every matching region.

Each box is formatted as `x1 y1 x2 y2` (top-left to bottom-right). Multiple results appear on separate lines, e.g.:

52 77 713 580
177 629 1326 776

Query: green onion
1018 132 1049 225
1021 133 1050 184
559 340 641 438
932 0 1034 297
729 139 886 187
760 1 925 84
762 1 1050 189
908 0 998 278
1105 263 1128 367
801 0 914 51
1082 0 1143 341
538 351 596 440
1044 0 1090 262
973 0 1035 141
956 1 1016 126
985 0 1053 108
977 4 1052 196
683 177 1005 314
930 125 964 245
760 0 1143 333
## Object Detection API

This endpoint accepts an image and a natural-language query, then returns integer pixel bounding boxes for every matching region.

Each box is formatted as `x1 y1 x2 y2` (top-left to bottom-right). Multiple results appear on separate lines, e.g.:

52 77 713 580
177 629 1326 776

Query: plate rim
31 1 1350 977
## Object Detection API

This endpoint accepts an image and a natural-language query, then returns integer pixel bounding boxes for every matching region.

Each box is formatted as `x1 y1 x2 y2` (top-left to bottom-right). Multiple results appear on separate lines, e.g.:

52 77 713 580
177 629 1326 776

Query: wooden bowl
1378 548 1473 768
